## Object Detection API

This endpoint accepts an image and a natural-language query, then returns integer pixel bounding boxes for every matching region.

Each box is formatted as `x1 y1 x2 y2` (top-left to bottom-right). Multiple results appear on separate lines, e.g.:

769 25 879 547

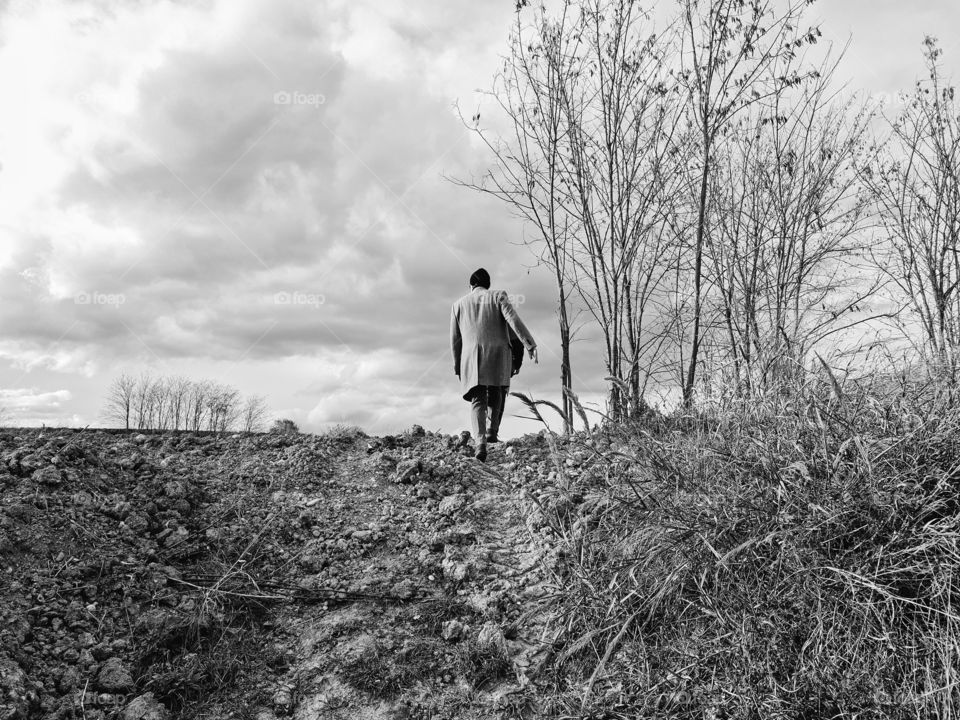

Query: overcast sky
1 0 958 436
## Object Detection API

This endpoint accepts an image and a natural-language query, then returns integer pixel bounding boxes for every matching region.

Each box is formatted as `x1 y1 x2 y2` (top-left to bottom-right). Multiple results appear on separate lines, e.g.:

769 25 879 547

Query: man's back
453 288 512 348
451 287 535 399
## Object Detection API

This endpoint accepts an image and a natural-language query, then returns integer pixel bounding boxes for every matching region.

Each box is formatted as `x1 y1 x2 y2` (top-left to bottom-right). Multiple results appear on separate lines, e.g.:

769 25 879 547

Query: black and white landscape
3 1 960 718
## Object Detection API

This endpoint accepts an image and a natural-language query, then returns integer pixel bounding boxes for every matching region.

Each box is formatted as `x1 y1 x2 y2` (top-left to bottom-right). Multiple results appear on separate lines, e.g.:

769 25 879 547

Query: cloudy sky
0 0 958 436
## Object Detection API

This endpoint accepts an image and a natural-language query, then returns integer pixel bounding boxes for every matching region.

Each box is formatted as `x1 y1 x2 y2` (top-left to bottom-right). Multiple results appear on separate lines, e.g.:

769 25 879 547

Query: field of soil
0 425 573 720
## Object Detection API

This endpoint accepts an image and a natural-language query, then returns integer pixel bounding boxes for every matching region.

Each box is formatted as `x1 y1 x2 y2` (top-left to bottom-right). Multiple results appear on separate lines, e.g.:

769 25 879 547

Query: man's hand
528 347 538 364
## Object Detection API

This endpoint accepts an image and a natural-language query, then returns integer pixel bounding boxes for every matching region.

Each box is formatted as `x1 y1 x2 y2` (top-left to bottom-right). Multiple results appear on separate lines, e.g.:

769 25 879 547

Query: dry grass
339 637 438 697
320 423 368 442
516 374 960 718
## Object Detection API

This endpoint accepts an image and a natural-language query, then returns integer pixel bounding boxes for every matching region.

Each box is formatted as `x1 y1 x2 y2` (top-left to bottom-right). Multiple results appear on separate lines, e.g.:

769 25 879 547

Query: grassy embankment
516 375 960 719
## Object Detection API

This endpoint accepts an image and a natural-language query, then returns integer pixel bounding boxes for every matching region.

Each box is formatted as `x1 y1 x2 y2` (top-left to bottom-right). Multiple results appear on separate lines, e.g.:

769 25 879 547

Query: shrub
269 418 299 435
319 423 366 441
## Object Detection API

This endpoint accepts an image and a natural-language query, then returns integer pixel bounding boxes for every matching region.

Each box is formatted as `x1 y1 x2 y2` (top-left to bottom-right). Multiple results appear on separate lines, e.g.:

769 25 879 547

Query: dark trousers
468 385 509 443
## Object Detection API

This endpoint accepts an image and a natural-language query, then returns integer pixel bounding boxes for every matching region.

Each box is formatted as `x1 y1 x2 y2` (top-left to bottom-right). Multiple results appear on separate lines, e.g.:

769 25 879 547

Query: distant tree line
102 372 270 432
462 0 960 423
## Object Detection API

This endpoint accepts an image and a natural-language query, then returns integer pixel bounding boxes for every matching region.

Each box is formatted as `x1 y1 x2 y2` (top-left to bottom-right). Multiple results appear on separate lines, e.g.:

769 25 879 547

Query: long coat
451 288 536 400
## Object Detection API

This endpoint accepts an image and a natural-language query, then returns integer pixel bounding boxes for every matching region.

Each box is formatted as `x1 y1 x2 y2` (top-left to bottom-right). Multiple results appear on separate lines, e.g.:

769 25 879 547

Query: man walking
451 268 537 461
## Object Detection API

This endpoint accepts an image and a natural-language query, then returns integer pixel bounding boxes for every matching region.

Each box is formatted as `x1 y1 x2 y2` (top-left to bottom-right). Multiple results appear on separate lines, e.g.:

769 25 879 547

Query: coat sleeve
450 302 462 375
498 291 536 351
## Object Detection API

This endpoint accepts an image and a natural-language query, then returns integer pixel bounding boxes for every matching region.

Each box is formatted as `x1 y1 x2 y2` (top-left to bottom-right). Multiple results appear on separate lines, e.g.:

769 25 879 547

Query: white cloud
0 387 72 411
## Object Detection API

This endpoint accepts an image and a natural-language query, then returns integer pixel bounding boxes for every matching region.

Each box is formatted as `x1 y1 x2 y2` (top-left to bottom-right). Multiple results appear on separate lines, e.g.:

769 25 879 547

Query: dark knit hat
469 268 491 289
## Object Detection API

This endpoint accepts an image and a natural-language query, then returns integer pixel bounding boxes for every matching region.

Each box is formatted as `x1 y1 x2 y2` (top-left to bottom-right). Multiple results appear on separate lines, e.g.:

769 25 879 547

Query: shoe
486 433 500 444
475 444 487 462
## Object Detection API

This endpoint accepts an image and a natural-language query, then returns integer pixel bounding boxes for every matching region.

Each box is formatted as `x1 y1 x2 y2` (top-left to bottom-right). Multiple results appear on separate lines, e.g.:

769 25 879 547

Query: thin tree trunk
684 134 711 406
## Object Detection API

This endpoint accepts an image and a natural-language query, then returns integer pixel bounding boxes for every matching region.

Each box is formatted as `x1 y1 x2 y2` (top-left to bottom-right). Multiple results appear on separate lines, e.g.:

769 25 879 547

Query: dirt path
268 432 556 720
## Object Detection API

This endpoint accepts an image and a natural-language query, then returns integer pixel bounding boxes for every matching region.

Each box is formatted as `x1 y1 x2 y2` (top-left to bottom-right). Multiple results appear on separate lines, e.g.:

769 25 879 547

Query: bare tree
558 0 683 419
168 376 191 430
218 387 242 431
271 418 299 434
133 372 154 430
865 37 960 384
204 383 241 432
150 376 171 430
705 51 876 397
188 380 210 431
241 395 269 433
205 384 223 432
462 0 683 422
455 3 580 430
103 373 259 432
673 0 823 405
102 372 137 429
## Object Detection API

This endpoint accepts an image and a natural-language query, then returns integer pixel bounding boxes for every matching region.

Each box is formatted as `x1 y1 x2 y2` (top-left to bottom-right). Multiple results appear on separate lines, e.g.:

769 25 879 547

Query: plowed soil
0 426 566 720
